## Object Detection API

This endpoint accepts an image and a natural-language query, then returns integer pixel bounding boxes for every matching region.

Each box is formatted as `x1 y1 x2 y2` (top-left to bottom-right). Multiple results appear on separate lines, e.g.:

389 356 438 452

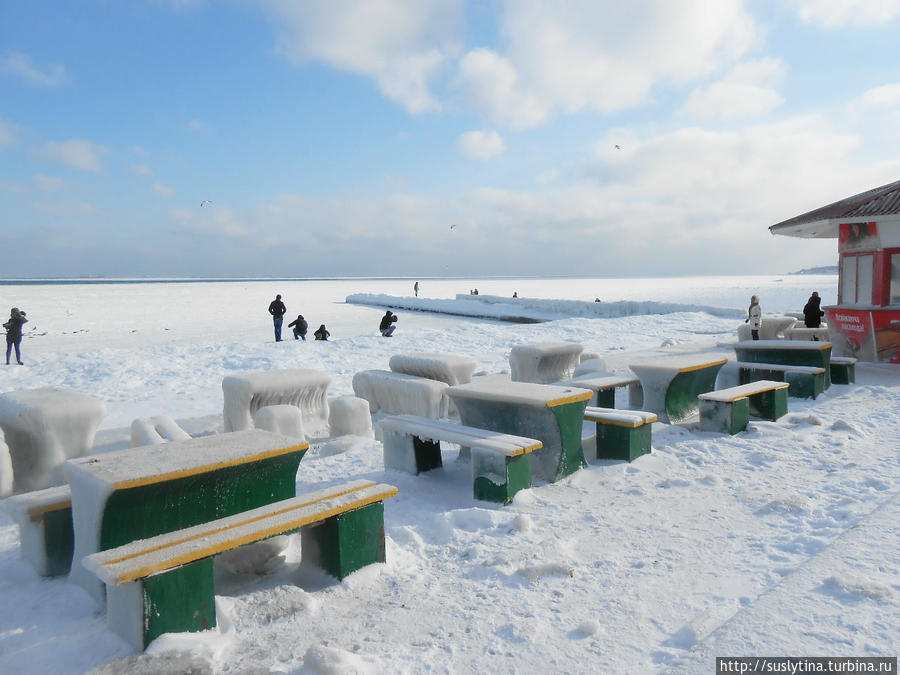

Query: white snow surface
0 274 897 674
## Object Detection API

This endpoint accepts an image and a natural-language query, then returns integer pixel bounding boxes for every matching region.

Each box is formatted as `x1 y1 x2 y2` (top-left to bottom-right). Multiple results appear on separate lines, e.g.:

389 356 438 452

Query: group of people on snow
267 294 398 343
745 291 825 340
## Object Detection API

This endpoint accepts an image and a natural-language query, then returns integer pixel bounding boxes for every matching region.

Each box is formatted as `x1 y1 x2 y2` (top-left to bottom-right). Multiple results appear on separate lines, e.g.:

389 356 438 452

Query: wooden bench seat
83 479 398 650
698 380 789 434
556 374 642 408
378 414 542 503
7 485 73 576
830 356 857 384
582 406 657 462
735 361 826 399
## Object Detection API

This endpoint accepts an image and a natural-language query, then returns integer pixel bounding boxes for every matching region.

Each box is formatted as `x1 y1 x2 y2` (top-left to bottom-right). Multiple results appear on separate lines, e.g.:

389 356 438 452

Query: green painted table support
595 389 615 408
43 506 75 577
699 398 750 435
472 448 532 504
748 388 788 420
301 502 386 580
108 558 215 650
594 423 652 462
830 362 855 384
664 366 724 424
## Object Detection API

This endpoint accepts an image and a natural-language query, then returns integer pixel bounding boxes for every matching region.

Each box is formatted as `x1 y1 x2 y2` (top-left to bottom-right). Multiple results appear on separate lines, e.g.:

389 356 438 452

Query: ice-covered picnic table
628 355 728 423
509 341 583 384
64 429 308 602
446 380 592 483
732 339 833 387
389 352 478 386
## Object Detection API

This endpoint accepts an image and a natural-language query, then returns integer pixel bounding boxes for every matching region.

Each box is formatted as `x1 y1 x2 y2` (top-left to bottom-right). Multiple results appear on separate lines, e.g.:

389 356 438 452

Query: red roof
770 178 900 238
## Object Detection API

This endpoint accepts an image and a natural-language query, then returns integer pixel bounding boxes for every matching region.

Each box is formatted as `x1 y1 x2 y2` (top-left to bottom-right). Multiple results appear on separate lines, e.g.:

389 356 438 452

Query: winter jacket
268 299 286 318
379 312 397 331
4 310 27 343
747 304 762 330
288 316 308 334
802 297 824 328
314 326 330 341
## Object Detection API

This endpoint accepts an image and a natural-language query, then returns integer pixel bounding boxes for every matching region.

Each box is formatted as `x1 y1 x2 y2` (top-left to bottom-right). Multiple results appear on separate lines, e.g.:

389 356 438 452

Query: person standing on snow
268 294 287 342
414 281 419 297
288 314 308 341
803 292 825 329
4 307 27 365
746 295 762 340
379 310 397 337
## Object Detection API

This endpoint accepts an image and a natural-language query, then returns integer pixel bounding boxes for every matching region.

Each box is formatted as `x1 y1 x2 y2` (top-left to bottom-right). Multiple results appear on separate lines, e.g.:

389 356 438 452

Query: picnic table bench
698 380 789 434
7 485 74 576
732 339 833 388
830 356 857 384
83 479 397 650
447 381 592 483
64 429 309 603
628 355 728 423
785 327 830 342
378 414 542 503
556 374 642 408
735 362 827 399
583 407 657 461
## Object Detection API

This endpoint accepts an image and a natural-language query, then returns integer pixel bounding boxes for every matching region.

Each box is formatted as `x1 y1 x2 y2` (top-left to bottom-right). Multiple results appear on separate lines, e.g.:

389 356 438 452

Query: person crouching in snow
288 314 308 341
4 307 27 365
379 311 397 337
314 324 330 341
746 295 762 340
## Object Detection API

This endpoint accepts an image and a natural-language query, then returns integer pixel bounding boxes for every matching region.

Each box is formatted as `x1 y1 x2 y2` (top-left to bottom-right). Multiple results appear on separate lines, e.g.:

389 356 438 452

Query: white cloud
132 164 153 176
153 183 174 197
455 0 758 128
259 0 463 113
681 59 785 121
853 82 900 110
0 119 18 149
794 0 900 27
187 119 210 133
34 139 107 172
33 174 65 191
458 130 506 161
0 52 66 87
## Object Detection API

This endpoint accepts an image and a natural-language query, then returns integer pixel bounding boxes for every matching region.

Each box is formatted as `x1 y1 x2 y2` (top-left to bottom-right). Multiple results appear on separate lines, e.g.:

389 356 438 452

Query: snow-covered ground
0 275 897 674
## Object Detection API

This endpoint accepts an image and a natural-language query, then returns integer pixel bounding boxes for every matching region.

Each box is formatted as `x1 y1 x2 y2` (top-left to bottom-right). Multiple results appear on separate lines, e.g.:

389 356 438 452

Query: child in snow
288 314 308 341
746 295 762 340
379 311 397 337
4 307 27 365
314 324 330 341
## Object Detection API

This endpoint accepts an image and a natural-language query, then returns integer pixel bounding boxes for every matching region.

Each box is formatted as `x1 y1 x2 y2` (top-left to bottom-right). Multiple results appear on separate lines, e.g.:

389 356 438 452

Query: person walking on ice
268 294 286 342
414 281 419 297
288 314 308 341
4 307 27 365
379 310 397 337
746 295 762 340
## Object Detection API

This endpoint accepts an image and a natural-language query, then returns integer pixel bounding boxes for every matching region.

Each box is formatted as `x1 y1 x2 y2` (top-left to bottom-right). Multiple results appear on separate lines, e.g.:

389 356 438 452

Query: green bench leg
595 423 652 461
830 363 855 385
43 507 75 576
472 449 532 504
785 372 825 399
411 437 443 473
748 388 788 420
699 398 749 435
301 502 386 580
595 389 615 408
106 558 216 650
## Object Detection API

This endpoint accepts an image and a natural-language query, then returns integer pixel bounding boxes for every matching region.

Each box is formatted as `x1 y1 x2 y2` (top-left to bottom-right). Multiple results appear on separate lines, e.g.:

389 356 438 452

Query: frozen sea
0 274 897 674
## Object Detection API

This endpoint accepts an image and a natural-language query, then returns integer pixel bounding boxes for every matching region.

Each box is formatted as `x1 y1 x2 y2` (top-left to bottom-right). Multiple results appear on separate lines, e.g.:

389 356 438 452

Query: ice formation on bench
253 404 306 440
573 358 610 378
509 342 583 384
222 368 331 438
0 387 106 492
129 415 191 447
328 395 373 438
0 429 12 498
736 315 797 341
389 352 477 386
352 370 449 419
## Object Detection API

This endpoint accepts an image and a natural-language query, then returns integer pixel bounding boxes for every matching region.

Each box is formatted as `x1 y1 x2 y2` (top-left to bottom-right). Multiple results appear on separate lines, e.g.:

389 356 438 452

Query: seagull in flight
200 200 212 207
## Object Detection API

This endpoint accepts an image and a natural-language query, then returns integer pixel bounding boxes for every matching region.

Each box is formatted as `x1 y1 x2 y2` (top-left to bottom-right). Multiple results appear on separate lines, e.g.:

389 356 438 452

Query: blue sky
2 0 900 278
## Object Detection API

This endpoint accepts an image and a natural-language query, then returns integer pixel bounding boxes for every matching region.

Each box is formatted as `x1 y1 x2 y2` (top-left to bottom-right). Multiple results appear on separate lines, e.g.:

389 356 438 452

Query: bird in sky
200 200 212 207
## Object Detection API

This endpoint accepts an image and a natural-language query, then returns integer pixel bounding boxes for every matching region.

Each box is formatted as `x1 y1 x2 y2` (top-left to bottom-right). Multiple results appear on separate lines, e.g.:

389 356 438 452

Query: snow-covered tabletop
628 356 728 423
447 381 591 482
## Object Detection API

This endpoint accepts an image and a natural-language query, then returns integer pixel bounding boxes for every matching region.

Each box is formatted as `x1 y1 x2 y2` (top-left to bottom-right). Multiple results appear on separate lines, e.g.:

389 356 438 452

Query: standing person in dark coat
414 281 419 297
288 314 308 341
4 307 27 365
268 294 287 342
803 292 825 328
314 324 330 341
379 310 397 337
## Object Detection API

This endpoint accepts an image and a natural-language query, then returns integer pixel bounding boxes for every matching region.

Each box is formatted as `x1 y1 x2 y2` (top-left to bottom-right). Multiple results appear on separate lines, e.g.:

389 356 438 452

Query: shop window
857 254 874 304
892 253 900 304
842 256 857 303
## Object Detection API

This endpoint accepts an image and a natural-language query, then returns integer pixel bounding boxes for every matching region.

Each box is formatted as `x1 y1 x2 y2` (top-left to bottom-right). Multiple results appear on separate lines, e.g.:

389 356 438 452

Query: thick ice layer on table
352 370 449 419
573 358 610 378
0 387 106 493
448 380 590 408
222 368 331 438
129 415 191 447
389 352 478 386
253 405 306 440
0 429 11 498
328 396 373 438
509 342 583 384
736 315 797 341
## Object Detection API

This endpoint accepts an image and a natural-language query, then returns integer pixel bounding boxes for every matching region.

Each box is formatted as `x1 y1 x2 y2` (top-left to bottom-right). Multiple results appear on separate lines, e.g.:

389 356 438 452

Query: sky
2 0 900 279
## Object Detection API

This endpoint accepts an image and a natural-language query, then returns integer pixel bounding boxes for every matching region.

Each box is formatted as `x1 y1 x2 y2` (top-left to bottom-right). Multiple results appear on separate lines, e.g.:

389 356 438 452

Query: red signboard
825 306 900 363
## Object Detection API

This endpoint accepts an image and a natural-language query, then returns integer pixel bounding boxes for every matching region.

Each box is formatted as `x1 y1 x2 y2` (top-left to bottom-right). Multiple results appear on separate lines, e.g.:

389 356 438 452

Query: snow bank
129 415 191 448
222 368 331 439
0 387 106 492
347 292 746 322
